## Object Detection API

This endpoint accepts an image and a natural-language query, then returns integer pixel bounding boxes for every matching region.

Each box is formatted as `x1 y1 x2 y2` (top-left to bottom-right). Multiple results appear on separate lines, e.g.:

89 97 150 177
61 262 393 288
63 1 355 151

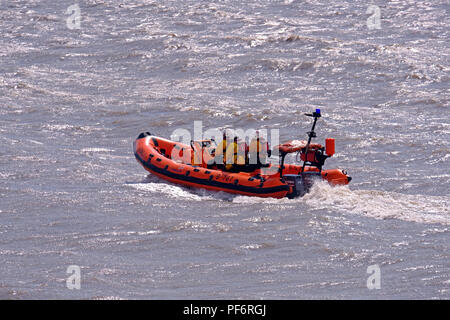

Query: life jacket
249 138 269 164
225 141 245 165
215 139 228 164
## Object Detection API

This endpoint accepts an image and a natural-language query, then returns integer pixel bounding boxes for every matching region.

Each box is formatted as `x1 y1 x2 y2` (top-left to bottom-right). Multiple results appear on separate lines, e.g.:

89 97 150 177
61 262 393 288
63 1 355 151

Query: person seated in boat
248 131 271 170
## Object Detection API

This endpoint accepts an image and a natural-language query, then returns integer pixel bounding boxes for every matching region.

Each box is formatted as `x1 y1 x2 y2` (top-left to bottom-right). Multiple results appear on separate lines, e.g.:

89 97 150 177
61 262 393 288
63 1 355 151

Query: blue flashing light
316 108 321 114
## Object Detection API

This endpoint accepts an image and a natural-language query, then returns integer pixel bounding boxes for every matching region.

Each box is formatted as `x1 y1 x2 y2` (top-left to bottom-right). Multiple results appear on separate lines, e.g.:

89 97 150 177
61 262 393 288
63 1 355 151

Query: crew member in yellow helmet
223 136 245 172
249 131 270 170
214 131 228 169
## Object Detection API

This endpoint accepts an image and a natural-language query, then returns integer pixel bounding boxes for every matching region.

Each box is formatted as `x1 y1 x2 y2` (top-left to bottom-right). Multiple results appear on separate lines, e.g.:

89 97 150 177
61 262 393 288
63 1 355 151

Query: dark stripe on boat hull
134 152 289 196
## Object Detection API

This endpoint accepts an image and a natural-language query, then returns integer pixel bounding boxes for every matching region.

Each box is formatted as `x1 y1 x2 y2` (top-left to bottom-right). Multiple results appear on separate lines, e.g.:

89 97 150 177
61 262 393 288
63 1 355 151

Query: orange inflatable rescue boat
133 109 351 199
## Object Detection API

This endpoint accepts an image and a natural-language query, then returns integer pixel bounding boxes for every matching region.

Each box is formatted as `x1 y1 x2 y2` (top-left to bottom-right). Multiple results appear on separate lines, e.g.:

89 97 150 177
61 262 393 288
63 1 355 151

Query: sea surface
0 0 449 299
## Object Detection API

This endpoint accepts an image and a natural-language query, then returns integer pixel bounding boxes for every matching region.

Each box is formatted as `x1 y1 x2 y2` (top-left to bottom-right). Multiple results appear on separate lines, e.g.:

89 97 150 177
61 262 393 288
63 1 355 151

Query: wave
302 181 450 225
129 174 450 225
127 175 236 202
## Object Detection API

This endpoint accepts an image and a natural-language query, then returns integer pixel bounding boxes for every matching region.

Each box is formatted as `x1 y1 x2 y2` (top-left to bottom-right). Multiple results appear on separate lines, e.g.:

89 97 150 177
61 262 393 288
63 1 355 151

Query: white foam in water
128 174 241 202
302 181 450 225
132 175 449 225
128 182 207 201
232 195 291 204
80 148 114 153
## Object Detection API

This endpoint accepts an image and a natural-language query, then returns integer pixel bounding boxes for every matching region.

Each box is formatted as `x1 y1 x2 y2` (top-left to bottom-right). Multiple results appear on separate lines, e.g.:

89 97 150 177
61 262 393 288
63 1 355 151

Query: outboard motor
276 108 351 198
284 172 321 199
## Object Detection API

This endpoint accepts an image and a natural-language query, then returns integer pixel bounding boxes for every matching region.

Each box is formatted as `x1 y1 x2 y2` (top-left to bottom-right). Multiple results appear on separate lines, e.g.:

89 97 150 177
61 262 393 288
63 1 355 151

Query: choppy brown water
0 0 448 299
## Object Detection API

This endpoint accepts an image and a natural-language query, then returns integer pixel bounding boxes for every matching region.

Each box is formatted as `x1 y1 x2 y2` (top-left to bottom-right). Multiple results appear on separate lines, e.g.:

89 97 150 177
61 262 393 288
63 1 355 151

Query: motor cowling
284 172 321 198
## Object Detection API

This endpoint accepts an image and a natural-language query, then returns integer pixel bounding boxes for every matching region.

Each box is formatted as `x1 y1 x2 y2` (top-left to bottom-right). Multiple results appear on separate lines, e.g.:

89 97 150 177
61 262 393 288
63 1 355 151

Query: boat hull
133 133 350 198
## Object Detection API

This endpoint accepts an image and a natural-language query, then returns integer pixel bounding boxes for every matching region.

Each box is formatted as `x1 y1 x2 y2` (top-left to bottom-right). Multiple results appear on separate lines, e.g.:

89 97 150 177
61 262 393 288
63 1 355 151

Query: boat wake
128 174 449 225
126 174 237 202
234 181 450 225
301 181 450 226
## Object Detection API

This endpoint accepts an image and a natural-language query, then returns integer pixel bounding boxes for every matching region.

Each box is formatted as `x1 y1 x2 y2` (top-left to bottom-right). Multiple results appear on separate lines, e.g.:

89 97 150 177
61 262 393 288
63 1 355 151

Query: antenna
301 109 321 172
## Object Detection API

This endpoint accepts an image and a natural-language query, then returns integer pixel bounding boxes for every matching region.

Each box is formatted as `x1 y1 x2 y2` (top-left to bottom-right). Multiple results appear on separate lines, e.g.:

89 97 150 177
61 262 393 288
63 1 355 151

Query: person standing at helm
249 131 271 169
224 136 246 172
214 131 228 169
239 138 249 165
